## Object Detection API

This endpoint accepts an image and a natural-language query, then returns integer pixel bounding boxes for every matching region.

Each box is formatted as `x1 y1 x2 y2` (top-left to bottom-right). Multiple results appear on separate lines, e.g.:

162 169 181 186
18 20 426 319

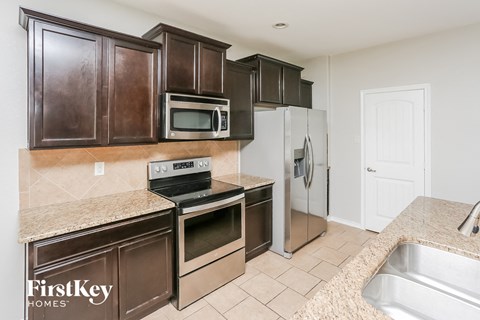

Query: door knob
367 167 376 173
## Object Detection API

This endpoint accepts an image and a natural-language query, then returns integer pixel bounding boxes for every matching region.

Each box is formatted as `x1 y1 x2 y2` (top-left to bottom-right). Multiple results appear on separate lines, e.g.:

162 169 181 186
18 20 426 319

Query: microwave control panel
221 112 228 130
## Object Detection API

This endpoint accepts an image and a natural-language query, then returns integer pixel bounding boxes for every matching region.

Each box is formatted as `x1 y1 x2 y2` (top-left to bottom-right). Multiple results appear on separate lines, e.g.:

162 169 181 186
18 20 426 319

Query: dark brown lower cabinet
26 211 173 320
32 248 117 320
119 232 172 320
245 185 273 261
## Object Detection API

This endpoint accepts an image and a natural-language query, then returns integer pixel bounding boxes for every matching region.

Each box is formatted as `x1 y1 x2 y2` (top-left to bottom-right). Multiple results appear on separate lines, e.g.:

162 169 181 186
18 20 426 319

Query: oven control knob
204 160 209 167
199 161 204 168
161 165 167 173
154 166 160 173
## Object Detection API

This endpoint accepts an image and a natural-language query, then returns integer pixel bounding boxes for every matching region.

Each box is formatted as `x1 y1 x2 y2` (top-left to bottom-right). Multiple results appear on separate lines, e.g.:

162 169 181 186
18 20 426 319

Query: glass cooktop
149 178 244 209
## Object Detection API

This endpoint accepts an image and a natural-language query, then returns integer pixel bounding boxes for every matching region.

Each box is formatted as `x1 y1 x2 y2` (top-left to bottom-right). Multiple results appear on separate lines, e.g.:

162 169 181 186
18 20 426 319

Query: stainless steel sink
362 243 480 320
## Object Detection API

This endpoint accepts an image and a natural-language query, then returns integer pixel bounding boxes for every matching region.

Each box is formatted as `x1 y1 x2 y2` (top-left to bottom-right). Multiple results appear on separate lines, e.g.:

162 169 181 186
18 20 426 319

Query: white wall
0 0 254 318
328 23 480 225
300 56 330 111
1 1 26 318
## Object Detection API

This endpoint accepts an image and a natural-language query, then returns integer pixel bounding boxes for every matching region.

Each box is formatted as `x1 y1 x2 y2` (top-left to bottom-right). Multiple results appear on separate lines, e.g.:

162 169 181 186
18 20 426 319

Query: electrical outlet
94 162 105 176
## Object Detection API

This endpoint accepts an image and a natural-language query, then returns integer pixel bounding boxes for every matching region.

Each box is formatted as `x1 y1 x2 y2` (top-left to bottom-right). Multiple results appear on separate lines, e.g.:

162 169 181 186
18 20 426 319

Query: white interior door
363 87 427 232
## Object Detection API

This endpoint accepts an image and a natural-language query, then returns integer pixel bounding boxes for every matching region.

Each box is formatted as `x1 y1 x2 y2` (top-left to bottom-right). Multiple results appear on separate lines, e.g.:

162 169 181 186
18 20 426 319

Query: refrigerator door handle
307 135 314 188
303 135 309 187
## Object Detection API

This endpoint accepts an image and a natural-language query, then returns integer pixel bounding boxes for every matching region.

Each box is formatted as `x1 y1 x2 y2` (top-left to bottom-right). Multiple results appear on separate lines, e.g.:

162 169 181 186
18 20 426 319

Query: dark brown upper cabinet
199 43 227 96
107 39 158 145
300 79 314 109
258 59 282 104
163 33 198 94
19 8 160 149
28 21 104 148
282 66 302 106
237 54 303 107
225 60 255 140
143 23 231 97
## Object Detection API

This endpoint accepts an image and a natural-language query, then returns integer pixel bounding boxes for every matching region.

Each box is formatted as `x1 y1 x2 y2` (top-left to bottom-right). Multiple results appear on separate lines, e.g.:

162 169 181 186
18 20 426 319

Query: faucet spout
458 201 480 237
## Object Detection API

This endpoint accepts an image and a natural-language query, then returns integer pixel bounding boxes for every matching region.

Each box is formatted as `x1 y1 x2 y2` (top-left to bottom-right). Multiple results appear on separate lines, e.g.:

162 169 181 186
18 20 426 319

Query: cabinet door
282 66 301 106
164 33 198 94
30 248 116 320
258 59 282 104
300 80 313 109
118 231 172 320
30 21 104 148
245 199 272 261
225 61 254 140
107 39 158 144
199 43 226 97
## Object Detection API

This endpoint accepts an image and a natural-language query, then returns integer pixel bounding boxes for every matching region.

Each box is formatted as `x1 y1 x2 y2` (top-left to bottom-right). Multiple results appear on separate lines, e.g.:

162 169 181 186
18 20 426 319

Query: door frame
360 84 432 229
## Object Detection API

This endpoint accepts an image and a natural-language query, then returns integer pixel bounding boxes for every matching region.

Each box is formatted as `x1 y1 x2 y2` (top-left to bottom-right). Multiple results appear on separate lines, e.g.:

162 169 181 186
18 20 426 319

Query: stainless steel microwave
161 93 230 140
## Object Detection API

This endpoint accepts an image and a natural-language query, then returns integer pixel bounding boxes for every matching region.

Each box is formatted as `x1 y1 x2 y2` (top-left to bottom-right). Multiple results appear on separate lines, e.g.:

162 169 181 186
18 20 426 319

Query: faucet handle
473 225 479 234
458 201 480 237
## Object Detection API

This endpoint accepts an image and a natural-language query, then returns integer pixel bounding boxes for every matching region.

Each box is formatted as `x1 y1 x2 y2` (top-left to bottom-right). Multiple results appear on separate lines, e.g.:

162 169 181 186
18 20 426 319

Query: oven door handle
181 193 244 215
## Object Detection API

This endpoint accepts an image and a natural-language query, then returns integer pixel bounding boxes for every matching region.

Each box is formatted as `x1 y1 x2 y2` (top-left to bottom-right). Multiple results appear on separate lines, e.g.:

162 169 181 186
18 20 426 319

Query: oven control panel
173 161 194 170
148 157 211 179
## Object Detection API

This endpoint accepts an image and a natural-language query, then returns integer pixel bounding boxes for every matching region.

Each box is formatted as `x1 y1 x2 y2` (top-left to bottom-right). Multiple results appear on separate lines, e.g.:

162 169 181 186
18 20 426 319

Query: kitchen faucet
458 201 480 236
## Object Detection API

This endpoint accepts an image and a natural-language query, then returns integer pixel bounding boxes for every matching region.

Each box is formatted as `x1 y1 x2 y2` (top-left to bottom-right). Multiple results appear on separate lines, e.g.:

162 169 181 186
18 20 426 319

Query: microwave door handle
213 107 221 137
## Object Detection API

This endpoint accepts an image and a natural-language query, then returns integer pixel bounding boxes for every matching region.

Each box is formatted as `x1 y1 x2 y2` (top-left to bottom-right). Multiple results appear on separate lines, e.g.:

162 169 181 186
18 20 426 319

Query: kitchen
3 0 480 319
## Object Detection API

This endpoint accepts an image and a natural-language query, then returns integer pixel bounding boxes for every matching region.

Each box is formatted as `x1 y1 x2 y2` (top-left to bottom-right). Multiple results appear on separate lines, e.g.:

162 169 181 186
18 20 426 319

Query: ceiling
111 0 480 61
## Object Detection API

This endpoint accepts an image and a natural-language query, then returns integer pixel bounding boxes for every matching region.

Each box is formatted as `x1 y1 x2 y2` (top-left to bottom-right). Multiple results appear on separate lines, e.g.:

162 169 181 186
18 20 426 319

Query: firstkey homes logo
28 280 113 308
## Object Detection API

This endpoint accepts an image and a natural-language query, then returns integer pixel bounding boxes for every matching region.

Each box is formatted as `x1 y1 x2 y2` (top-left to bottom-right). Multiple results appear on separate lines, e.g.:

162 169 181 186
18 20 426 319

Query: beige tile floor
142 222 377 320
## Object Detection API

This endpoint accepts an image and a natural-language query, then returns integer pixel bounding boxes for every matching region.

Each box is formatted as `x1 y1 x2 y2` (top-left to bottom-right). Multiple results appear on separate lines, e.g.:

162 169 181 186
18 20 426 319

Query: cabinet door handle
367 167 376 173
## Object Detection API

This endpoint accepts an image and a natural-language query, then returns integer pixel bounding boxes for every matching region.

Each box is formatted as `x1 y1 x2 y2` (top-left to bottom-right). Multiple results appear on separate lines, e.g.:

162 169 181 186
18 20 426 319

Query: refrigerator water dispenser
293 148 305 178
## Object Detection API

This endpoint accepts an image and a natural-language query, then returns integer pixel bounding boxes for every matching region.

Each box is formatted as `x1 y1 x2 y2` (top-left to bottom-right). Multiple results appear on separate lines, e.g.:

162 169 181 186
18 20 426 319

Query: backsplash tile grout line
19 141 239 209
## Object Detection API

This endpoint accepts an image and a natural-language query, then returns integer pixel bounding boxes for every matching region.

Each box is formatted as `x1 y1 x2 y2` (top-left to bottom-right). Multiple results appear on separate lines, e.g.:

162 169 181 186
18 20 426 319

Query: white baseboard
327 215 364 230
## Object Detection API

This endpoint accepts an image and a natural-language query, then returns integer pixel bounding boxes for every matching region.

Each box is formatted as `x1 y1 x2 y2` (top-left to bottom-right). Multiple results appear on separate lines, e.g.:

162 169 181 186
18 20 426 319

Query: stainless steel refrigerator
240 107 328 258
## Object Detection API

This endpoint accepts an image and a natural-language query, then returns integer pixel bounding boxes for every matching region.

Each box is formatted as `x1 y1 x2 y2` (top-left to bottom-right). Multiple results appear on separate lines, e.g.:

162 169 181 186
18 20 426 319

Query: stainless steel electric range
147 157 245 310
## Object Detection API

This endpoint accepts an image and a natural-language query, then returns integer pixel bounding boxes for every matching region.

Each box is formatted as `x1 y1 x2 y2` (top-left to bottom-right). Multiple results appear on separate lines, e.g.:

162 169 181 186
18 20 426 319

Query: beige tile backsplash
19 141 239 209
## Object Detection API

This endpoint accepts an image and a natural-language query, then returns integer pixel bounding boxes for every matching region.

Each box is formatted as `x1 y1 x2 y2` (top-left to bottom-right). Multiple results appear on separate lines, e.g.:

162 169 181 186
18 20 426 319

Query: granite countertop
293 197 480 320
214 173 274 190
18 174 273 243
18 189 175 243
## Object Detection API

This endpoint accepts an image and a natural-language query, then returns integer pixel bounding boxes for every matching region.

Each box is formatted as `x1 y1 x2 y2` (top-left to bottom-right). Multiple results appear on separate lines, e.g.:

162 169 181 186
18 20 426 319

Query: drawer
245 185 272 206
31 210 173 269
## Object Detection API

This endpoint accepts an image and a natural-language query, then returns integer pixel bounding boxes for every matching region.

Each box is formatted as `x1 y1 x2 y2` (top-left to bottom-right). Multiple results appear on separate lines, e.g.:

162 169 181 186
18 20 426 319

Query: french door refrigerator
241 107 328 258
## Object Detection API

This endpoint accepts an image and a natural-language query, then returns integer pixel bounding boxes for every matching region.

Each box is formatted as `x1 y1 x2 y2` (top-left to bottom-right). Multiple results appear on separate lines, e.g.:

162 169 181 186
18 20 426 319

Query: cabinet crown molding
19 7 161 48
237 54 304 71
143 23 231 49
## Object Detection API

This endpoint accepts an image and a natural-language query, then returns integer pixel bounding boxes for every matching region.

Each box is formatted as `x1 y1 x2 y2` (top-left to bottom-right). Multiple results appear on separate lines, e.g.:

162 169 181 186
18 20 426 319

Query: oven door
177 194 245 276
